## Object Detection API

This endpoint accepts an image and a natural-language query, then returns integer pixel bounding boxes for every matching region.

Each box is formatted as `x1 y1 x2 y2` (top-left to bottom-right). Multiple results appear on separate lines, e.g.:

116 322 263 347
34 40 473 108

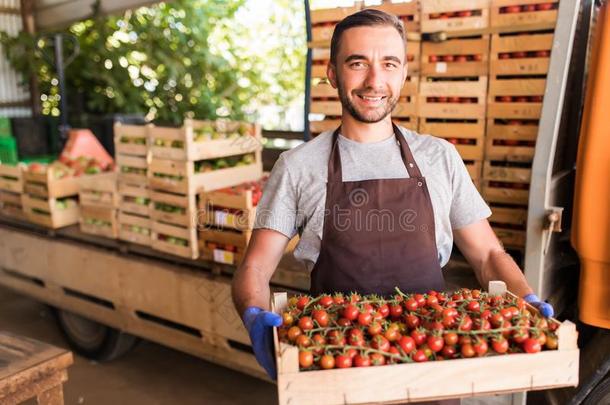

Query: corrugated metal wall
0 0 31 117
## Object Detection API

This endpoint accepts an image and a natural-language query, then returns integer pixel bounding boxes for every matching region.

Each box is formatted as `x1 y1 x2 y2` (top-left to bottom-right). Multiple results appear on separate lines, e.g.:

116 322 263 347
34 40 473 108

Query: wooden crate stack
22 168 80 229
0 163 26 221
114 123 153 246
418 28 490 186
484 0 559 249
147 119 263 259
78 171 120 239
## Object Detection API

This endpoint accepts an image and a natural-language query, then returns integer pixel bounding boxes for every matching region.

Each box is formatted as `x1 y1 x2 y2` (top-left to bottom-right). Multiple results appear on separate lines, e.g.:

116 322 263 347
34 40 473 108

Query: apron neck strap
329 123 422 180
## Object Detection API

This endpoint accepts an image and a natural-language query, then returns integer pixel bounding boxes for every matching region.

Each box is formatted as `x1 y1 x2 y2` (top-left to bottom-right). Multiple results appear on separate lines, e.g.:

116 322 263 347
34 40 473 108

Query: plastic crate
0 137 18 165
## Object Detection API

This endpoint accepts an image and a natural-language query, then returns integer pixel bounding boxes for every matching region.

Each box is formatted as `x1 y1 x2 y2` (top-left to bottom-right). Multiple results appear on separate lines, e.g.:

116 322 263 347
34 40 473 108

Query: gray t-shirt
254 126 491 271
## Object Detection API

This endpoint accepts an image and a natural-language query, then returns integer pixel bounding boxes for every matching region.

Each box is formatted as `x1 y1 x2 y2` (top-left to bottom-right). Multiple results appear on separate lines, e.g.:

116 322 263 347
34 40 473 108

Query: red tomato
410 329 427 346
480 309 492 320
354 354 371 367
312 309 329 327
426 295 439 306
328 330 345 345
467 301 481 312
371 335 391 352
346 348 358 359
336 354 352 368
523 338 542 353
522 4 537 12
384 327 401 342
337 317 352 327
319 295 333 307
404 298 419 311
443 55 455 62
536 50 550 58
319 354 335 369
490 313 504 327
455 55 468 62
412 350 428 362
512 327 530 344
500 308 514 320
390 304 403 318
295 334 312 348
368 321 383 336
312 333 325 346
461 343 476 358
405 314 420 329
471 54 483 62
370 352 386 366
414 294 426 307
444 332 458 346
361 303 374 315
504 5 522 13
429 55 439 63
377 303 390 318
442 345 457 358
333 294 345 305
296 296 309 310
287 326 302 342
343 304 359 321
457 10 473 17
492 336 509 354
357 311 372 326
458 315 473 331
298 316 313 331
473 339 489 356
398 336 416 353
299 350 313 368
537 3 554 11
427 335 444 352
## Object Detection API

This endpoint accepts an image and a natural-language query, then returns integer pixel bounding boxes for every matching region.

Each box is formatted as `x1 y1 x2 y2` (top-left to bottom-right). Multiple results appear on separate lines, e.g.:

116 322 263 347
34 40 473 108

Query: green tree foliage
0 0 305 128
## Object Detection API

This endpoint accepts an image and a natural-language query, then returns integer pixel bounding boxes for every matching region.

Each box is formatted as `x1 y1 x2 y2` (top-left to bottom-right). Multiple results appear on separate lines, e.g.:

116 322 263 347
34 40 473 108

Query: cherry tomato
442 345 457 359
371 335 390 352
411 329 427 346
467 301 481 312
346 348 358 359
343 304 359 321
490 313 504 327
368 321 383 336
398 336 416 353
512 327 530 344
328 330 345 345
500 308 513 320
333 294 345 305
312 309 329 327
354 354 371 367
473 339 488 356
458 315 473 331
298 316 314 331
390 304 403 318
319 354 335 369
295 334 311 348
299 350 313 368
444 332 458 346
523 338 542 353
296 296 309 310
429 55 438 63
337 317 352 327
282 312 294 326
335 354 352 368
427 335 444 352
287 326 302 342
405 314 420 329
348 332 365 347
412 350 428 362
384 326 401 342
492 336 509 354
319 295 333 307
405 298 419 311
461 343 476 358
426 295 439 306
376 303 390 318
415 294 426 307
357 311 373 326
370 353 386 366
545 334 558 350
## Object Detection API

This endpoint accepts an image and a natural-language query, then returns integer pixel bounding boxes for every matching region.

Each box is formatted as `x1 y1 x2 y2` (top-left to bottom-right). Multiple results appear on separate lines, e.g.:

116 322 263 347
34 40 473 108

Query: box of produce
273 281 578 405
148 151 262 194
22 194 79 228
118 182 151 217
490 0 558 29
0 190 25 220
0 163 26 193
116 154 148 184
118 211 152 246
421 0 490 34
78 172 119 209
150 190 197 228
151 220 198 259
149 119 262 161
114 123 149 156
79 205 119 239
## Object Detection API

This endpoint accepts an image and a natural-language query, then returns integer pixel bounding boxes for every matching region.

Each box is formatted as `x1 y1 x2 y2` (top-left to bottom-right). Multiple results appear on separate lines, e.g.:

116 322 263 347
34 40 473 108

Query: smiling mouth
357 95 387 102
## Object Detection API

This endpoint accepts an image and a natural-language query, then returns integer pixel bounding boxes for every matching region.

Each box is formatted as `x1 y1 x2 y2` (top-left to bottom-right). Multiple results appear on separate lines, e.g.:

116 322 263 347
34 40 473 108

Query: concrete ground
0 285 276 405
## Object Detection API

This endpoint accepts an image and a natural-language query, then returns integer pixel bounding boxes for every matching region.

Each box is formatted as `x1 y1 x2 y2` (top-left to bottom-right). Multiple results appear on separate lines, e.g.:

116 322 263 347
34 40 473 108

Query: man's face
328 25 408 123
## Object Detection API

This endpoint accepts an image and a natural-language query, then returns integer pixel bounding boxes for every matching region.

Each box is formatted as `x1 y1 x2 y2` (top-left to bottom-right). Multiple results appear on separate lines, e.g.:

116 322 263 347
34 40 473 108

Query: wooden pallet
148 119 262 161
487 78 546 119
310 5 361 44
365 1 421 33
118 211 152 246
0 163 24 193
151 220 199 259
483 160 532 183
0 190 25 221
490 32 554 76
150 190 198 228
482 179 530 204
78 171 119 209
485 119 539 161
272 281 579 405
420 120 485 161
23 170 79 199
421 0 490 34
199 227 251 266
22 194 80 229
490 0 559 30
418 77 488 119
118 182 151 217
113 122 149 157
148 151 263 195
421 35 490 77
116 154 148 184
79 205 119 239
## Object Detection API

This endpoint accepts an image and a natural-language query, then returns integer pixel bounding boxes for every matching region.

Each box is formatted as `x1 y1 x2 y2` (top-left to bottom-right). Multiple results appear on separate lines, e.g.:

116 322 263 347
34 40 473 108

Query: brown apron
311 124 458 405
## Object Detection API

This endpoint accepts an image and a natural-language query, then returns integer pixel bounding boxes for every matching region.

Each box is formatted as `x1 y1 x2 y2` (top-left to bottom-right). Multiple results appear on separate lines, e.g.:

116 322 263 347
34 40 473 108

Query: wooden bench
0 332 73 405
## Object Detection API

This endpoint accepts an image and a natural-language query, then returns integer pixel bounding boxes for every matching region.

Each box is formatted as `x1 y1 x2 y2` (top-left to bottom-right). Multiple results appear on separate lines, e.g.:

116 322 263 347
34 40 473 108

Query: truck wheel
584 375 610 405
54 308 139 361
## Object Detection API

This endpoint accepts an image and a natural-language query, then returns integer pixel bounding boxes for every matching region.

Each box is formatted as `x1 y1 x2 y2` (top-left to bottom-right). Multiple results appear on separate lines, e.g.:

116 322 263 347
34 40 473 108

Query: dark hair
329 9 407 66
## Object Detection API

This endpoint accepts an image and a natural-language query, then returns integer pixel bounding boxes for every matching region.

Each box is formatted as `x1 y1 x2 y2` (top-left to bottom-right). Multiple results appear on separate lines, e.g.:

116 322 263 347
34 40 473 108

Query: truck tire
583 375 610 405
54 308 139 361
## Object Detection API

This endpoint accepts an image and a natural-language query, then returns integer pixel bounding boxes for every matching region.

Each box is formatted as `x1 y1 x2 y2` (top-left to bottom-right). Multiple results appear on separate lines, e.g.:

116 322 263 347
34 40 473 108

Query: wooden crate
150 190 198 228
489 203 528 247
393 116 419 131
113 122 149 157
272 281 579 405
199 228 251 266
421 0 490 34
465 160 483 180
148 119 262 161
22 194 79 228
487 78 546 119
118 211 152 246
394 76 420 118
151 221 198 259
420 120 485 161
418 77 488 119
483 160 532 183
199 186 260 232
482 179 529 204
421 36 490 77
23 170 79 199
148 152 263 195
311 48 330 81
490 0 559 30
0 163 25 193
116 154 148 184
490 32 554 76
118 182 151 217
365 1 421 33
0 190 25 220
485 119 539 161
79 205 119 239
78 171 119 209
310 5 361 44
310 119 340 136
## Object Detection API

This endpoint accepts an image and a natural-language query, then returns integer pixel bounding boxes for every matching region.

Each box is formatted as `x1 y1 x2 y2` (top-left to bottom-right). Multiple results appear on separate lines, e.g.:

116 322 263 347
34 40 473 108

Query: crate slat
421 36 490 77
490 0 559 29
421 0 491 34
113 123 149 157
151 221 198 259
0 164 24 193
79 205 119 239
118 211 152 246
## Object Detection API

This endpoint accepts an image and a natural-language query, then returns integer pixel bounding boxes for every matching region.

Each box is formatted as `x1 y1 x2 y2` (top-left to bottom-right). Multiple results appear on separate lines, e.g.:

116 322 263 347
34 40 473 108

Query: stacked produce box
0 163 26 220
114 123 153 246
78 171 120 238
484 0 559 249
148 119 263 259
418 1 490 187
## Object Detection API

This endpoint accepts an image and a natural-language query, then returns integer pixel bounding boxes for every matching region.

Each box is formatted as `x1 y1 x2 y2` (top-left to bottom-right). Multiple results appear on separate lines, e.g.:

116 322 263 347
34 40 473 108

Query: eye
349 61 366 69
385 62 398 69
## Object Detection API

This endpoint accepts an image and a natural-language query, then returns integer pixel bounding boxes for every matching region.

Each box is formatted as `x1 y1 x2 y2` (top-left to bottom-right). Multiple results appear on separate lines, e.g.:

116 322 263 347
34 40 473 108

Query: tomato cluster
500 3 556 14
277 288 559 371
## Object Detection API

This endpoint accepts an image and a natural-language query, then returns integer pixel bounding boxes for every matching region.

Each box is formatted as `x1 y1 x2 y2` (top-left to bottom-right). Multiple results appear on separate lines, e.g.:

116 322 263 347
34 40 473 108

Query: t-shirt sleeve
253 153 299 239
448 145 492 229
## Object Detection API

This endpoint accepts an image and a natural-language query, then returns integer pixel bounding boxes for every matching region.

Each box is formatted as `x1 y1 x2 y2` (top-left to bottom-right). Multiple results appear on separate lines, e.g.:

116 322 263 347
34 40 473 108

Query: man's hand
523 294 555 317
243 307 283 380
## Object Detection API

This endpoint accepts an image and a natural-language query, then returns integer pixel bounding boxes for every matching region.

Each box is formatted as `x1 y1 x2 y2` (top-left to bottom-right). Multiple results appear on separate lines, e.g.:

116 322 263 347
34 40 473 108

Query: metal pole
303 0 312 141
54 34 69 144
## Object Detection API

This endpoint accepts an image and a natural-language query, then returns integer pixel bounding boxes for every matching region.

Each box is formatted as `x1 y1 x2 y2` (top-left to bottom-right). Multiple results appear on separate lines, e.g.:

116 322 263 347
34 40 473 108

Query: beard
336 79 399 124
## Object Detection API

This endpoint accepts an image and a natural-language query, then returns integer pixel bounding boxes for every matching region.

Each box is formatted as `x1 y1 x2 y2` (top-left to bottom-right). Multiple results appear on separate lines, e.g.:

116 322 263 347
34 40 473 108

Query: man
231 9 553 388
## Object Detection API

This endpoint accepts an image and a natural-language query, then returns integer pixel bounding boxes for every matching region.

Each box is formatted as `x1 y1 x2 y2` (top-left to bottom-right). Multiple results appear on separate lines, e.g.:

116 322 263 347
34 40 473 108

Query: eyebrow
344 54 403 64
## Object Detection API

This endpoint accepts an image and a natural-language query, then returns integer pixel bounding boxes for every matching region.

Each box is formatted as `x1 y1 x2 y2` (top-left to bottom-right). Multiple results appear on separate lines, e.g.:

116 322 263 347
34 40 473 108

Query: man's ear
327 63 338 89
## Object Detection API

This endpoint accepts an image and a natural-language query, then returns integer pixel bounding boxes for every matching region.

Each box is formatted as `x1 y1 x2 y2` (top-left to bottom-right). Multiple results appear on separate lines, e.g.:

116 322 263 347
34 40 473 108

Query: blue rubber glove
523 293 554 317
243 306 283 380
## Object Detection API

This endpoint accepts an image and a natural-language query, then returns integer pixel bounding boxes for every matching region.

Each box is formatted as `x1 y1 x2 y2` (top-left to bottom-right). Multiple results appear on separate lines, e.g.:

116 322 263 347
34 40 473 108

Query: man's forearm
232 264 272 318
482 249 534 298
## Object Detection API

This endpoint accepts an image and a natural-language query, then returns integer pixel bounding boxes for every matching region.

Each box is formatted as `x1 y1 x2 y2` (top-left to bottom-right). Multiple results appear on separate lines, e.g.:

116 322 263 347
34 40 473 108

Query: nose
363 64 384 90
